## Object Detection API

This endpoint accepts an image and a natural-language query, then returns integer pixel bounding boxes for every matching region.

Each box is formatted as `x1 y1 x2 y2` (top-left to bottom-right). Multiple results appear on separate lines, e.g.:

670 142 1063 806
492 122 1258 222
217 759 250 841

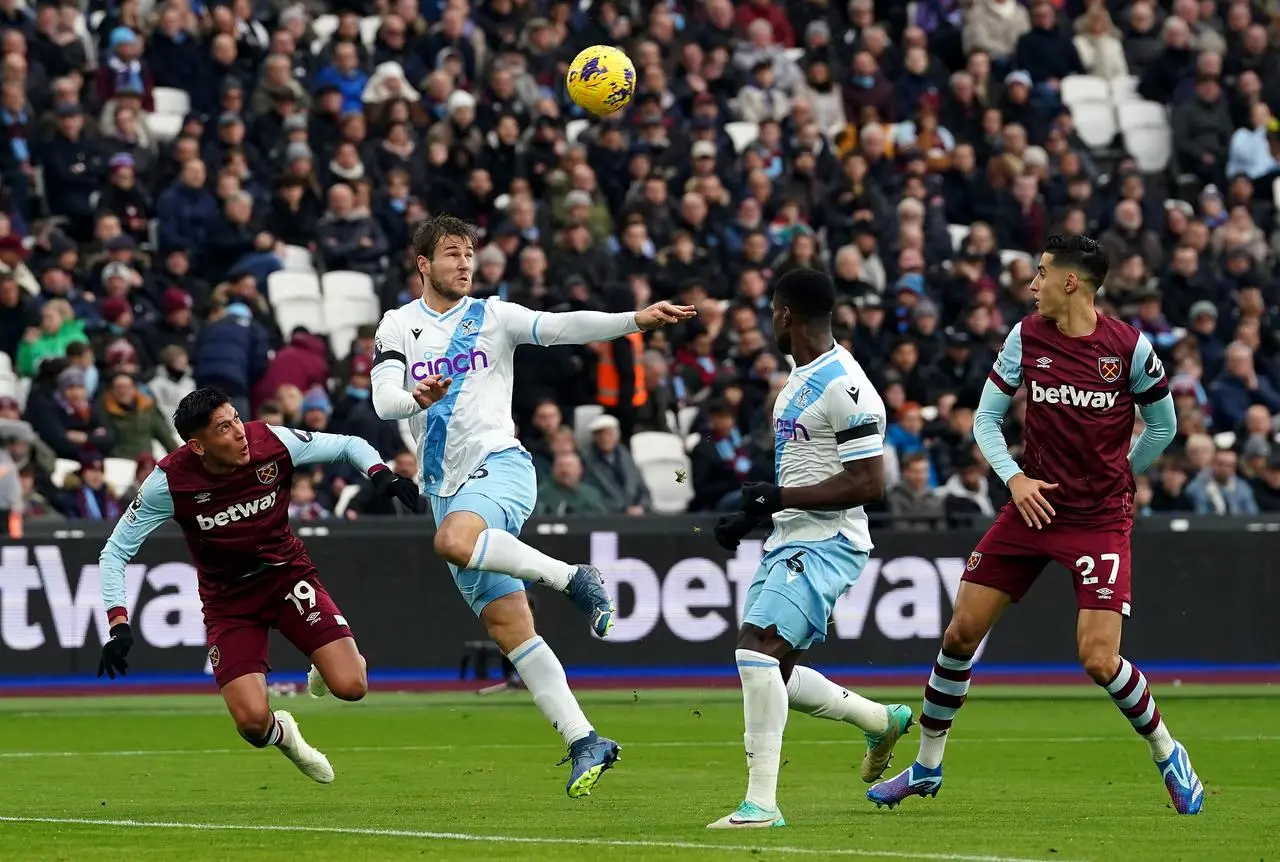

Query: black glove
713 512 758 551
371 468 422 512
739 482 783 518
98 622 133 680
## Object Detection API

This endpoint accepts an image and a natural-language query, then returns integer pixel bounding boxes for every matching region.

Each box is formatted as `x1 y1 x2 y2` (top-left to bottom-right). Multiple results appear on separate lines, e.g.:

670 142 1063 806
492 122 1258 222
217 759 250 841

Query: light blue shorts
743 535 870 651
430 448 536 616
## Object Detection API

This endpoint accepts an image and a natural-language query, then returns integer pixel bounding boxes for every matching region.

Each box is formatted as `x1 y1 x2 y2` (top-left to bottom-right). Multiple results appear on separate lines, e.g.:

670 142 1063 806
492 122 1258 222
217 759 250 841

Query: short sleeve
1129 333 1170 405
825 379 885 464
372 312 405 372
988 321 1024 395
491 298 545 346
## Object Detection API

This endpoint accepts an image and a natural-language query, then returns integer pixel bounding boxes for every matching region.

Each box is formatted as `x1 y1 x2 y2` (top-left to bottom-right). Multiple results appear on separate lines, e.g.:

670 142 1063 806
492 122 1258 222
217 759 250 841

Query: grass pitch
0 685 1276 861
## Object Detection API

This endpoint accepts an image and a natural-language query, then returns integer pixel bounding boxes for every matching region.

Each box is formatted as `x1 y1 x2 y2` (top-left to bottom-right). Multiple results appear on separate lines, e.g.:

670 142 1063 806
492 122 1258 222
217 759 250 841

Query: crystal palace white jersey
371 295 639 497
766 344 887 553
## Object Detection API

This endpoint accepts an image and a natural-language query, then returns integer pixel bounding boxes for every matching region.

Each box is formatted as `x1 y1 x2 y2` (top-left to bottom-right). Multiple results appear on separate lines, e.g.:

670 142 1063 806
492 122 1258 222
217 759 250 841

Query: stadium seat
947 224 969 252
573 404 604 450
639 460 694 514
677 405 699 436
147 112 183 144
999 249 1033 270
359 15 381 51
1060 75 1109 109
784 47 805 63
1118 100 1172 173
152 87 191 116
565 118 589 144
1071 101 1118 150
1109 75 1139 105
630 431 687 465
281 244 316 273
310 14 339 53
15 377 31 411
1213 431 1237 451
329 326 358 361
52 458 79 489
321 270 377 302
273 296 327 334
724 121 759 153
267 271 322 304
333 483 362 517
104 458 136 498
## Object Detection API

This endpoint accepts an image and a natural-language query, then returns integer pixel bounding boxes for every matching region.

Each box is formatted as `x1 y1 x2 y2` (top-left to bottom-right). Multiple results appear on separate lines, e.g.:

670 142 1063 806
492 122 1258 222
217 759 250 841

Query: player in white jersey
369 215 694 798
706 269 913 828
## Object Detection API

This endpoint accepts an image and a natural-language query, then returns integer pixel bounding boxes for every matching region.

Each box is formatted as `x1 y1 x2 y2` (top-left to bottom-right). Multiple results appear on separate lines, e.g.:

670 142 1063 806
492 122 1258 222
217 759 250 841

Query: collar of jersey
793 343 839 373
419 296 469 321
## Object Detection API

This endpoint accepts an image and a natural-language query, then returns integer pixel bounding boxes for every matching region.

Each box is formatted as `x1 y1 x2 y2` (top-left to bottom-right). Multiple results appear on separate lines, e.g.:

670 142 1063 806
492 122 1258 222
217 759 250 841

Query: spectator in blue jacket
1209 342 1280 430
191 302 269 420
1187 448 1259 515
156 159 218 258
312 42 368 115
1014 2 1082 94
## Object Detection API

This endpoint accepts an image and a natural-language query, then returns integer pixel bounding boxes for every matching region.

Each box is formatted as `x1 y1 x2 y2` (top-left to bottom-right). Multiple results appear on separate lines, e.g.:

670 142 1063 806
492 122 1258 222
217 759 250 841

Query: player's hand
97 622 133 680
635 301 697 331
412 375 452 409
1008 472 1059 530
713 512 758 551
739 482 783 518
370 467 422 513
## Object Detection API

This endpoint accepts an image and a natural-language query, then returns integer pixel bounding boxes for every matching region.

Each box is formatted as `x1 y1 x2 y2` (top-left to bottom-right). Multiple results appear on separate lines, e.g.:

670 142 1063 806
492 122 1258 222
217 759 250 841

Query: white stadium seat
267 271 322 304
947 224 970 252
104 458 136 498
677 405 699 437
334 483 362 517
573 404 604 451
1071 101 1118 150
146 112 183 144
52 458 79 489
321 270 377 302
329 326 358 361
565 118 590 145
724 121 759 153
273 296 327 335
639 458 693 514
1059 75 1109 109
1109 75 1140 105
359 15 382 51
310 14 339 53
281 244 316 273
152 86 191 116
1118 102 1173 173
630 431 688 465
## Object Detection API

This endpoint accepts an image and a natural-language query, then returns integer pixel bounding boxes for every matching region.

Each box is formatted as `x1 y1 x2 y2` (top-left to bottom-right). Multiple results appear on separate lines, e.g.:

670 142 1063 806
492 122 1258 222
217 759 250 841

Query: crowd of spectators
1 0 1280 524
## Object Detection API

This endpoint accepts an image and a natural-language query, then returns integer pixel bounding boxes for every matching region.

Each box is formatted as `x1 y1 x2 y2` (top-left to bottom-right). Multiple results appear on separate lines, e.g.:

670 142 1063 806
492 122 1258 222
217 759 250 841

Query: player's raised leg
785 665 912 782
482 592 620 797
868 580 1010 808
1077 609 1203 814
433 452 613 636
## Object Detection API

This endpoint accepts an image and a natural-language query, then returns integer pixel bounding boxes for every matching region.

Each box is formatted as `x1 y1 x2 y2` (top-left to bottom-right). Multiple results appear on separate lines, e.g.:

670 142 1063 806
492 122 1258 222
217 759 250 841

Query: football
566 45 636 116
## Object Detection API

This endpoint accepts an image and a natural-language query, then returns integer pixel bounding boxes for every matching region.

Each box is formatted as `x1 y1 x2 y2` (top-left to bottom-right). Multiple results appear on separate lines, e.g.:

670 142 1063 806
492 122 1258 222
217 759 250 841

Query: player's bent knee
941 620 982 658
1079 648 1120 684
230 706 274 746
328 673 368 701
434 525 477 567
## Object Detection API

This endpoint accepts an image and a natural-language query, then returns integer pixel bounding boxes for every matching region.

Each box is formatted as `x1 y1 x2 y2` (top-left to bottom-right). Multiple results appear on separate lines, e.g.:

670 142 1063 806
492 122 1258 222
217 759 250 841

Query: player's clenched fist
1008 472 1059 530
635 301 697 331
413 374 452 409
97 622 134 680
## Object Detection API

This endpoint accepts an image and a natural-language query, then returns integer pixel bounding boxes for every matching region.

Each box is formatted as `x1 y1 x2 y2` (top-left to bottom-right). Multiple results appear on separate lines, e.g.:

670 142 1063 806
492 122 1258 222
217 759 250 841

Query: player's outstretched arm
1129 393 1176 475
267 425 422 511
97 468 175 678
499 298 696 347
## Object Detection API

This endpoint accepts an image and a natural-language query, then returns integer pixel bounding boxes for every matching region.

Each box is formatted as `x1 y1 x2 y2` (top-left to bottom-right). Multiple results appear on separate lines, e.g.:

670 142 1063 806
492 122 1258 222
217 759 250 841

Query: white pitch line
0 735 1275 760
0 815 1084 862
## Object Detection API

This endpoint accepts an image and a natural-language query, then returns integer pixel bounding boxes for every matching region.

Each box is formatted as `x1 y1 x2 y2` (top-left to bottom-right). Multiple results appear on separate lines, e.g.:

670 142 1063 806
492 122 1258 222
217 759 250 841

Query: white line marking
0 735 1273 759
0 815 1083 862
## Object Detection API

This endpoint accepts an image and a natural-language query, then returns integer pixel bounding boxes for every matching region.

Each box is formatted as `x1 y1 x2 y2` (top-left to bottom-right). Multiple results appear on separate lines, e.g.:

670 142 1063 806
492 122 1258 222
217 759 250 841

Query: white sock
1145 720 1175 761
468 529 575 590
736 648 788 811
785 666 889 733
918 728 948 769
508 636 593 746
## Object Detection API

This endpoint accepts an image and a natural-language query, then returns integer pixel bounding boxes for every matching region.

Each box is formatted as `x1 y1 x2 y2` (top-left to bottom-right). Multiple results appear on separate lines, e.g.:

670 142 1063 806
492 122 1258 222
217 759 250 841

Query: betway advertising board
0 520 1274 677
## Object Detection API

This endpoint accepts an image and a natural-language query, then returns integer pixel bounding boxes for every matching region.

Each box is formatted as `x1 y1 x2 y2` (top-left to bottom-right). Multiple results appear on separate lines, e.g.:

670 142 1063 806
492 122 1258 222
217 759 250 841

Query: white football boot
274 709 334 784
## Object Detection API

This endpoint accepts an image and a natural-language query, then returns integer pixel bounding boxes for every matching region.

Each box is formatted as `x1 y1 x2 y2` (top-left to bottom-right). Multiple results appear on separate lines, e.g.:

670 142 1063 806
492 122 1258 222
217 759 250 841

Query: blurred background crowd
1 0 1280 525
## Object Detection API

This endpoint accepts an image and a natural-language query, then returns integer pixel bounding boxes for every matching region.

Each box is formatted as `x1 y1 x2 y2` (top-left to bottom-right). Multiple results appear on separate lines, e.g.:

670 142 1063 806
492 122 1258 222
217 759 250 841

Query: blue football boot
565 565 614 638
866 761 943 809
1156 740 1204 815
561 731 621 798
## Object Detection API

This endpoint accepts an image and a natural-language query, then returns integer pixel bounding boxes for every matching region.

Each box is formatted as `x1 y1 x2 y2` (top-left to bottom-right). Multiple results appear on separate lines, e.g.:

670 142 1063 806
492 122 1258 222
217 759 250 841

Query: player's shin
785 665 888 732
917 649 973 769
1101 657 1175 760
469 529 575 590
508 636 593 746
736 649 789 811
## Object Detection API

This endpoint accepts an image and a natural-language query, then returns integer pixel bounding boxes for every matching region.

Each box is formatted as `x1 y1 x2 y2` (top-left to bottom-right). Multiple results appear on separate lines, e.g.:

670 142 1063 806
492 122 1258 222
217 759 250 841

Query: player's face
771 297 792 354
1030 252 1067 319
193 403 250 470
423 235 474 301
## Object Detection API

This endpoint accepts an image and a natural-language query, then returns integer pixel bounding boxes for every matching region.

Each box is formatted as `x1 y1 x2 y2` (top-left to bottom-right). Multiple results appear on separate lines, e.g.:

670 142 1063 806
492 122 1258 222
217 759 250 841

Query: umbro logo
411 328 423 340
848 386 860 403
1036 357 1053 368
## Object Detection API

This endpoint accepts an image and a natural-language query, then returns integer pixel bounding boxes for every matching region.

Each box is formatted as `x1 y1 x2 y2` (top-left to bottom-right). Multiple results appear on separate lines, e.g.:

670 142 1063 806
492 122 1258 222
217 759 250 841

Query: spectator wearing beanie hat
138 287 198 364
61 453 123 521
299 386 332 433
25 366 116 460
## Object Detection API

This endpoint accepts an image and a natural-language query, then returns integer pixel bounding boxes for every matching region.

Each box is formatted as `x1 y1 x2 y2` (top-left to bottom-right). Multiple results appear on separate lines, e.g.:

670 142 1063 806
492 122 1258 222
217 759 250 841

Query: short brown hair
411 214 478 261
